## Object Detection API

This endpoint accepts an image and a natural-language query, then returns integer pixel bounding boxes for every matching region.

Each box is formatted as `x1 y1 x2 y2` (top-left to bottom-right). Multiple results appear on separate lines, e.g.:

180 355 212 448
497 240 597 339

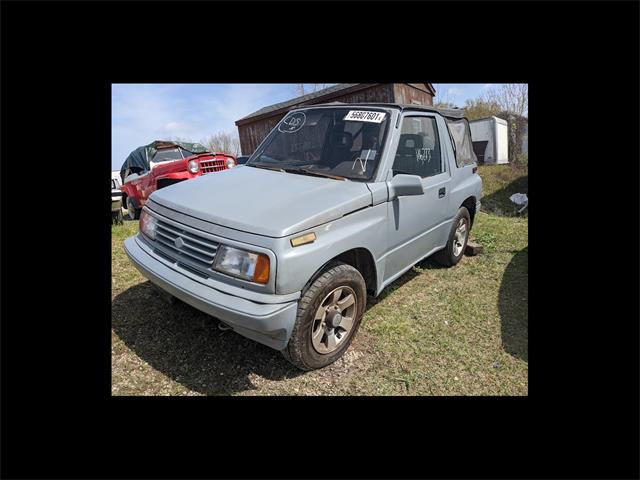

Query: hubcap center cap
326 309 343 328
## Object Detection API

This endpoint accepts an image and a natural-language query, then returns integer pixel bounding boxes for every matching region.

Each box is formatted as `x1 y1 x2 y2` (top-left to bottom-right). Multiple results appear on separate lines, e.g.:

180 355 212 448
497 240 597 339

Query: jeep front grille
199 159 227 174
153 219 219 273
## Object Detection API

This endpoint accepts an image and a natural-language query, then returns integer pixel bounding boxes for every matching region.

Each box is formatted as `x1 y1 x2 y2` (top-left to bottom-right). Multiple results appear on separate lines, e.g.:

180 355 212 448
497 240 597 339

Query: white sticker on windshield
343 110 386 123
278 112 306 133
352 149 377 173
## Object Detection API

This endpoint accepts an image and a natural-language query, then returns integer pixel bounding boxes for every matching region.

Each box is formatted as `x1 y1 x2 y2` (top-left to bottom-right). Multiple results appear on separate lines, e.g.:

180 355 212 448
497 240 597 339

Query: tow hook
218 322 232 331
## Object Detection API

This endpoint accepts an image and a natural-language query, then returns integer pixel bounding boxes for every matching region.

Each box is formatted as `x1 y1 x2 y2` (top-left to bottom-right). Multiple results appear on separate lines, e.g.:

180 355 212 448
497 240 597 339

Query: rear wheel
433 207 471 267
283 262 366 370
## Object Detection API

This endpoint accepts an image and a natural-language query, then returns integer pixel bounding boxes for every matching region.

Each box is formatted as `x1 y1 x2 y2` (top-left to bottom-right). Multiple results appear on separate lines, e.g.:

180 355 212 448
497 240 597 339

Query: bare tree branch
202 132 241 157
481 84 528 117
293 83 328 97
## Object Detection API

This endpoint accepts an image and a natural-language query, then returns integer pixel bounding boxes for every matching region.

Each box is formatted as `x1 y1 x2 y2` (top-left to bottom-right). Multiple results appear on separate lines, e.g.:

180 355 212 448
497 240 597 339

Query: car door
383 113 452 283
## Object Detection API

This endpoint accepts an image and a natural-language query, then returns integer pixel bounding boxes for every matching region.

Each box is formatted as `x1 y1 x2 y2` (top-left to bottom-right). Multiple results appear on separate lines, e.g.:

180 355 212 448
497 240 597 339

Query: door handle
438 187 446 198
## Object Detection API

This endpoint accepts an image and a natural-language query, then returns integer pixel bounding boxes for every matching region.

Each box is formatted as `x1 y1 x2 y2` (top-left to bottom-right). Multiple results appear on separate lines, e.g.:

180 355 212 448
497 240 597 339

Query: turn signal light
253 254 270 284
291 232 316 247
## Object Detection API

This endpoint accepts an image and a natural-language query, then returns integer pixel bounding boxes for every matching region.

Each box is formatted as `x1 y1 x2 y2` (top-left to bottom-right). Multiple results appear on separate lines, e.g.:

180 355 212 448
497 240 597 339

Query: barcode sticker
343 110 386 123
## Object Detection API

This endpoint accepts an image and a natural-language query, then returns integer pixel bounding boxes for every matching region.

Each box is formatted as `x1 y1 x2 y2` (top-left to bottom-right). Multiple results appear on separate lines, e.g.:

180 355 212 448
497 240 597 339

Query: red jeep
120 140 236 220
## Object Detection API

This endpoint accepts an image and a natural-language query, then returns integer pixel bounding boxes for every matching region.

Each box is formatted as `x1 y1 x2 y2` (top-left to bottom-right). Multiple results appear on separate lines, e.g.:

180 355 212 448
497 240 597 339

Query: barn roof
236 83 436 125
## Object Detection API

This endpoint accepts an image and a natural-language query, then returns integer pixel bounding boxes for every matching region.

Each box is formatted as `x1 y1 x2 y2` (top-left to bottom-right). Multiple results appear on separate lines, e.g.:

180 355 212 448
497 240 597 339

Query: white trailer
469 116 509 164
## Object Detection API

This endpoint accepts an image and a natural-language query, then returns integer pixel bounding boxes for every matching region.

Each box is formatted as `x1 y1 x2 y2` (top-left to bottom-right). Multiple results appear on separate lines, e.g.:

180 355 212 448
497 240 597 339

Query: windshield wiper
286 167 347 181
392 169 416 176
247 163 285 172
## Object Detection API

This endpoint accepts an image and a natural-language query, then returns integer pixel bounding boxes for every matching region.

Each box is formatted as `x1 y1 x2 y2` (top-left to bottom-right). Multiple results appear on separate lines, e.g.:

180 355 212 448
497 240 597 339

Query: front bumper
123 235 298 350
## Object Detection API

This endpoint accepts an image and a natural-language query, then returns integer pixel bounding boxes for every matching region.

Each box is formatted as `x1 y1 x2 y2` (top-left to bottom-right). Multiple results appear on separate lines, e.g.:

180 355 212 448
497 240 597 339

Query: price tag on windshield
343 110 386 123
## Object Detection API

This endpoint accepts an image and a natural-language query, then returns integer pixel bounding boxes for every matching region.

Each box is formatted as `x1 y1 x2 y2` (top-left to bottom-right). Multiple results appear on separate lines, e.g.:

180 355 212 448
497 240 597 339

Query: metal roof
236 83 437 125
237 84 360 123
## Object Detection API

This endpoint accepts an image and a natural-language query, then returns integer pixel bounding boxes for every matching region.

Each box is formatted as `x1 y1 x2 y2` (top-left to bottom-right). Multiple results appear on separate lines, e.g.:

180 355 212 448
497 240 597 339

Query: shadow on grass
498 246 528 362
112 260 432 395
112 282 304 395
481 174 528 217
366 264 423 308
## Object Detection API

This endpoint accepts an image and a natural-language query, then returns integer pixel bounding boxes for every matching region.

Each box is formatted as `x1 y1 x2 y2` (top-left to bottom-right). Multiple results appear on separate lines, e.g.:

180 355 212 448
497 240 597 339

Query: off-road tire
282 261 366 371
433 207 471 267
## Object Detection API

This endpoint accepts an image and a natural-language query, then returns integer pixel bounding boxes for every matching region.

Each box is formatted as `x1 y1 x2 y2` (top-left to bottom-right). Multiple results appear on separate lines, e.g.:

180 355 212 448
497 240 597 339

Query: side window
392 116 442 178
446 118 476 167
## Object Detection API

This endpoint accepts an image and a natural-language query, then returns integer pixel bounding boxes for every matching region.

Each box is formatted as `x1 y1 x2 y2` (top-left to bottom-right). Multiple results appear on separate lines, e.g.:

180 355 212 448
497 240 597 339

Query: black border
1 1 639 479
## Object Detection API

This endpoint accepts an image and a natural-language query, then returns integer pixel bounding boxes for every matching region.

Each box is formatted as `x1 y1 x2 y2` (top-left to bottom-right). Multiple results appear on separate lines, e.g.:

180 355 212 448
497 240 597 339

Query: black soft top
291 102 467 119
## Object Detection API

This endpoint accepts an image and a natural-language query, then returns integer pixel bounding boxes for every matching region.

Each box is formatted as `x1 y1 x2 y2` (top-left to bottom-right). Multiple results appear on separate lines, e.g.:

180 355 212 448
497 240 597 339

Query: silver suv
124 103 482 370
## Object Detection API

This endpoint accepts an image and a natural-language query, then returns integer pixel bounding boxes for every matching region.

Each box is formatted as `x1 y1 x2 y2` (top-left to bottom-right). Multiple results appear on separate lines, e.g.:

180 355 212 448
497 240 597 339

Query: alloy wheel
310 286 358 354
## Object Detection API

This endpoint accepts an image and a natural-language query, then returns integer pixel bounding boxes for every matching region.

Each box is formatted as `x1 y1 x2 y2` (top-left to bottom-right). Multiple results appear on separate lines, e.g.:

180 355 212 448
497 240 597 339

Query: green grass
111 165 528 395
478 164 528 217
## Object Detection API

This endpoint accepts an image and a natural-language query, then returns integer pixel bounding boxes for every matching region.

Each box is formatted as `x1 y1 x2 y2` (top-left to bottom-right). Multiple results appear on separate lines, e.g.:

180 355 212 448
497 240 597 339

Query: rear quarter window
446 118 477 167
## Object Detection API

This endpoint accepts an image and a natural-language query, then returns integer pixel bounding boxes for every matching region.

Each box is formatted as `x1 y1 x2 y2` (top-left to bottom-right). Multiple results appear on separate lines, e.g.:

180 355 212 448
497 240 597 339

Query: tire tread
283 261 365 371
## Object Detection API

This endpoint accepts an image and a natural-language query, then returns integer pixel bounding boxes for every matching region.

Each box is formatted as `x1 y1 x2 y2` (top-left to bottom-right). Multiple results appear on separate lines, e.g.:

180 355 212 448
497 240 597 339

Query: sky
112 83 505 171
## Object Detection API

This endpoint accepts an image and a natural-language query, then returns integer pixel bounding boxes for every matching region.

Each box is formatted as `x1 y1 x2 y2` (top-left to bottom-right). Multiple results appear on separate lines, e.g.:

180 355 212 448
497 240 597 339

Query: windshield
152 147 193 163
247 107 390 181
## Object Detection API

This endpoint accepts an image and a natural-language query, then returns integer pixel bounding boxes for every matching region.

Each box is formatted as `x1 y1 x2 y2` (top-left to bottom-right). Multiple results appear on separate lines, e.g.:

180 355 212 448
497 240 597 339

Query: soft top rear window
445 118 477 167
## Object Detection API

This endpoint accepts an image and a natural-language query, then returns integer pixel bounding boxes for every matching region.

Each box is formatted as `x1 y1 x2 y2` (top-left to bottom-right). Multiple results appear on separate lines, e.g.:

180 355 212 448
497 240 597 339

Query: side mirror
387 174 424 200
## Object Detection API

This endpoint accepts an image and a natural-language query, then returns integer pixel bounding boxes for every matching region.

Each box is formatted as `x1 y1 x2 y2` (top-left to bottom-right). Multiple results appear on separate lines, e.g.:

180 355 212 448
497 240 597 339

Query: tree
481 84 528 117
463 98 502 120
203 132 241 157
475 84 528 165
433 84 456 106
433 101 458 110
293 84 328 96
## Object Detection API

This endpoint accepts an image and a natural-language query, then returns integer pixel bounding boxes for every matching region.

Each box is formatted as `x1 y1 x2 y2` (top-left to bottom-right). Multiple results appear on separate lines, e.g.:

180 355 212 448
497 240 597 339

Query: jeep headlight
213 245 270 284
139 209 157 240
226 157 236 169
188 160 199 174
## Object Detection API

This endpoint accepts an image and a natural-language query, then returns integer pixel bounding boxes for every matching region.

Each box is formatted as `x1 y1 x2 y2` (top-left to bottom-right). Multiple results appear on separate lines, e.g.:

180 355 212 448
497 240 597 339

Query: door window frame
392 113 446 180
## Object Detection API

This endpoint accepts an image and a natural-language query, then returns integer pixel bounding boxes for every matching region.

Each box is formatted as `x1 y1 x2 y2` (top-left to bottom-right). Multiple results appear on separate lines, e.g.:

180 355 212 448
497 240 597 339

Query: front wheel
282 262 367 371
433 207 471 267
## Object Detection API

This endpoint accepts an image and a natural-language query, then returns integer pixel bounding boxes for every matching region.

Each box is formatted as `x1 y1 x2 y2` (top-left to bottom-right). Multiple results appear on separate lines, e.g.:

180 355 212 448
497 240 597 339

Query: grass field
112 166 528 396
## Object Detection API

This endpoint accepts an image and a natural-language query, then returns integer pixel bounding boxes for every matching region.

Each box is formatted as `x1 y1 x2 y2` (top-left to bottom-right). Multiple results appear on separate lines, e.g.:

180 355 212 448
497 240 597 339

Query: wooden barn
235 83 436 155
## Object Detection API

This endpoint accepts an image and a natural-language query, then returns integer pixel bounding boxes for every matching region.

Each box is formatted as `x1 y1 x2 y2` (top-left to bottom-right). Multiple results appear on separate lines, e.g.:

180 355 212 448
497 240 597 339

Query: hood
149 165 373 238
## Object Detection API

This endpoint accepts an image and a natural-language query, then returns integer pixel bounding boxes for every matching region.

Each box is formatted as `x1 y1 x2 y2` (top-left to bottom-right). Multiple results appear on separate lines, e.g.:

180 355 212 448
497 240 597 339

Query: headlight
188 160 199 174
139 209 157 240
226 157 236 169
213 245 270 284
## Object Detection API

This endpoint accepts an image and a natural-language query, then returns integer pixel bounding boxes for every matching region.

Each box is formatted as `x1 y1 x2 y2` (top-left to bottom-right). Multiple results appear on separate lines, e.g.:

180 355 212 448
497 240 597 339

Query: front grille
153 219 219 273
200 159 227 174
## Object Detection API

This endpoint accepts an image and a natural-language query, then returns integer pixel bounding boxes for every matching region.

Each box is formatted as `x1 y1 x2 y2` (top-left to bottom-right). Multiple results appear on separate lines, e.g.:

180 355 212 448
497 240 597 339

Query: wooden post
465 241 483 256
